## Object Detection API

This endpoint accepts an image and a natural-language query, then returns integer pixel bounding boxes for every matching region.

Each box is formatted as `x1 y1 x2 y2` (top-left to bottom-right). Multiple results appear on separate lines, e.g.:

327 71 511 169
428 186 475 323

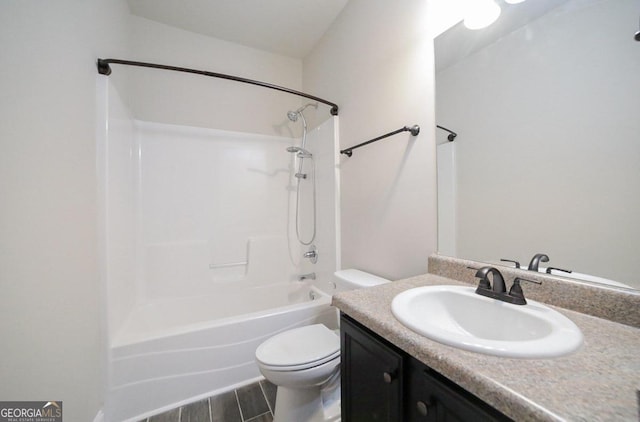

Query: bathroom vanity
341 313 510 421
333 257 640 421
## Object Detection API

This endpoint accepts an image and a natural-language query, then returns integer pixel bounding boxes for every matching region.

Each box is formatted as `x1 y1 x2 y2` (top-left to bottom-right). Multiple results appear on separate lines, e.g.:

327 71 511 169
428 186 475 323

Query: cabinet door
407 357 511 422
341 314 404 422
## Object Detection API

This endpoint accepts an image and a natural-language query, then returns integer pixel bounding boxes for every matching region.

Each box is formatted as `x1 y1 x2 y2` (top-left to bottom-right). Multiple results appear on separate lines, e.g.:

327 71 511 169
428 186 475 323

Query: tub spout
298 272 316 281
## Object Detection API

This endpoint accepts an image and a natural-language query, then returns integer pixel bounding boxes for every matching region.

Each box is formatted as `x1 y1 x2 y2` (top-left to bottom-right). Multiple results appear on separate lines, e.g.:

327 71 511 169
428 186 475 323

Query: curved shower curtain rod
96 58 339 116
436 125 457 142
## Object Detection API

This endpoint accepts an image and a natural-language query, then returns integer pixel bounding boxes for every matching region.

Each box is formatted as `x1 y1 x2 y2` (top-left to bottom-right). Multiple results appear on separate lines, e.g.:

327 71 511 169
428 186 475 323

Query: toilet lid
256 324 340 369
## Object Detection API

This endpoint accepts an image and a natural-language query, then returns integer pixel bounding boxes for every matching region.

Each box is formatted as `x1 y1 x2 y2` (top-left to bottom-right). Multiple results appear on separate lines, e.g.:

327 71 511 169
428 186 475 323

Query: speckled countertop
332 273 640 421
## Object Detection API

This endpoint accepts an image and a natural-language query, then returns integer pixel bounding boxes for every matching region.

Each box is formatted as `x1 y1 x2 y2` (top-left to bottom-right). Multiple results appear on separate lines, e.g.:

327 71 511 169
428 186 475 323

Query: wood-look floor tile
236 383 270 421
180 399 210 422
244 412 273 422
259 380 277 414
148 408 179 422
210 390 242 422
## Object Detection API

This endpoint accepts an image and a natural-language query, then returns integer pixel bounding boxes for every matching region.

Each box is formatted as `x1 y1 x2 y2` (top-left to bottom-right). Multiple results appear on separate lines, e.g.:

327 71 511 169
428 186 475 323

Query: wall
436 0 640 285
125 15 306 137
303 0 438 280
437 142 457 256
0 1 129 421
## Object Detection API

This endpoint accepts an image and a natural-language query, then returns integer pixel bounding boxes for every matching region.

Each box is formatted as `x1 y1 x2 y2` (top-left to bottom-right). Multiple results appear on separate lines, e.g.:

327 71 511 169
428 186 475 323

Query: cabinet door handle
383 371 395 384
416 400 430 416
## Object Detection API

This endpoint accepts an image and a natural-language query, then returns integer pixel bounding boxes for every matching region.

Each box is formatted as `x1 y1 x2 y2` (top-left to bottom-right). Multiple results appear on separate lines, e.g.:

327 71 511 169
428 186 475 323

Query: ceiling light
505 0 527 4
464 0 501 30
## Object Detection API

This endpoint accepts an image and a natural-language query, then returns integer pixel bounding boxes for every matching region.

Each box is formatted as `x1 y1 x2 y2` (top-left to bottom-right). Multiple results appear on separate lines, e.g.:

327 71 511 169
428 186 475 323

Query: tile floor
139 380 277 422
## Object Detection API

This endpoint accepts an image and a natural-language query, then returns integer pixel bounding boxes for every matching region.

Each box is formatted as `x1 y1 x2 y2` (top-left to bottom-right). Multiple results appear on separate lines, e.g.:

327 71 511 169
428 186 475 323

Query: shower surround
97 78 340 421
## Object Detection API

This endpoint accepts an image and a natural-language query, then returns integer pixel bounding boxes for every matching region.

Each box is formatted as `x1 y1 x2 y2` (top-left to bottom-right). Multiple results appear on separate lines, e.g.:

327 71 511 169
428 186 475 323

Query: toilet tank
333 269 390 291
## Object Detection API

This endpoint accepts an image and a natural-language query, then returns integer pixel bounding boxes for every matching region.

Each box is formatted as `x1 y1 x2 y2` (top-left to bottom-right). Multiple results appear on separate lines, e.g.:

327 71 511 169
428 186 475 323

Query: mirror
435 0 640 290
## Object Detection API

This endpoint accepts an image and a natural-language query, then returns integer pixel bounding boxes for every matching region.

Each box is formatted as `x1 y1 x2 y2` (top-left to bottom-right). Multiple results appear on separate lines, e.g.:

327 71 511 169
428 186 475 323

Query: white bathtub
106 282 337 422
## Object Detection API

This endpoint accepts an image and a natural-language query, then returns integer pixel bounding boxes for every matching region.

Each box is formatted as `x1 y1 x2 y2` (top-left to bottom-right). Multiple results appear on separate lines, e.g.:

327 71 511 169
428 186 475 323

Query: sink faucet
298 272 316 281
528 253 549 272
473 266 506 292
470 266 541 305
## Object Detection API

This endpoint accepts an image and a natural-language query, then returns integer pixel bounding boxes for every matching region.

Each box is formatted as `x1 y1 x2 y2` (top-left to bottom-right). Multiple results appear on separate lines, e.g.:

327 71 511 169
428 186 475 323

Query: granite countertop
332 273 640 421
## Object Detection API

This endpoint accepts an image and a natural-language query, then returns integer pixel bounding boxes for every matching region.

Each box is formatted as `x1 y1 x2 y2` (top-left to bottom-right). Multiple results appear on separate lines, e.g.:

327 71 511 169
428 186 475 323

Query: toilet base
273 386 340 422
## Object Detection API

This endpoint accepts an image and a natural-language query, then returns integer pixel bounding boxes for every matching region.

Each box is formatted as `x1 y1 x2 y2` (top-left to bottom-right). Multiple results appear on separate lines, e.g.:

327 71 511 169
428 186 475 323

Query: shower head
287 110 299 122
286 146 313 158
286 103 319 122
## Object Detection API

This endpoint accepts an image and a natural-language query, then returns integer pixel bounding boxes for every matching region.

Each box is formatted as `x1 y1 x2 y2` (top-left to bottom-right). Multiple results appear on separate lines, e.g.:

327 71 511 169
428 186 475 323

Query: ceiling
127 0 349 59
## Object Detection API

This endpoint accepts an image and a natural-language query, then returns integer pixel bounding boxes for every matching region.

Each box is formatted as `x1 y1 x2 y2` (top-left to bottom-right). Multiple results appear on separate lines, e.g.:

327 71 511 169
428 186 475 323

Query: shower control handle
303 245 318 264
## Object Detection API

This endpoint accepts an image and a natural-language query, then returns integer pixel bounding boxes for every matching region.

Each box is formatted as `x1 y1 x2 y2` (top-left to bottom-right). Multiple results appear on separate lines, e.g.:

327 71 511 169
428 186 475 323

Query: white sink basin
391 285 583 358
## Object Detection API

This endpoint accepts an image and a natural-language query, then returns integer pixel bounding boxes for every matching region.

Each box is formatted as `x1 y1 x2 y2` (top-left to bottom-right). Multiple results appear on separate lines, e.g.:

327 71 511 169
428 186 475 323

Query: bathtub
106 282 337 422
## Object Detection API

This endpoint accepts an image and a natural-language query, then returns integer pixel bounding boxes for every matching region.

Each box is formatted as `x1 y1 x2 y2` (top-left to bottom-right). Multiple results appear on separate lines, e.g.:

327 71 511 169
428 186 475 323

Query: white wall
303 0 438 280
436 0 640 285
124 15 306 137
437 142 457 257
0 1 129 421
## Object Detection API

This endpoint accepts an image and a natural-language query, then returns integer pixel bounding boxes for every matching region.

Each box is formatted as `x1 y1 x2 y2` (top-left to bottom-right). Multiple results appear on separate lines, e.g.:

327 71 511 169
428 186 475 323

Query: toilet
255 269 390 422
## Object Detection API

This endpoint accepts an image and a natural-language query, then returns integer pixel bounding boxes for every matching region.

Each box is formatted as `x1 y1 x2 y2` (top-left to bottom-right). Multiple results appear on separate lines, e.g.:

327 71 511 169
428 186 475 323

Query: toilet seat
258 350 340 372
256 324 340 371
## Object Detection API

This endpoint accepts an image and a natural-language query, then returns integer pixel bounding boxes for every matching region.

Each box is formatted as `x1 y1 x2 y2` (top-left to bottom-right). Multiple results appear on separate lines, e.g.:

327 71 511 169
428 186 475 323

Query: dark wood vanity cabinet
340 313 404 421
340 314 511 422
406 357 511 422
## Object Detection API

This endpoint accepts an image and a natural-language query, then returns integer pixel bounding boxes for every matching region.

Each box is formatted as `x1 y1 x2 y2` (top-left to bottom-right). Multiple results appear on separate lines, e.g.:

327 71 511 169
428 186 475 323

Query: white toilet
255 269 390 422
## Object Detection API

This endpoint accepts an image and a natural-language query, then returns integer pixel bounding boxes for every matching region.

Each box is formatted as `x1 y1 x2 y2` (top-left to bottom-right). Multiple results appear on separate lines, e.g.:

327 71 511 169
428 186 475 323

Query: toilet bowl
255 269 390 422
256 324 340 422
